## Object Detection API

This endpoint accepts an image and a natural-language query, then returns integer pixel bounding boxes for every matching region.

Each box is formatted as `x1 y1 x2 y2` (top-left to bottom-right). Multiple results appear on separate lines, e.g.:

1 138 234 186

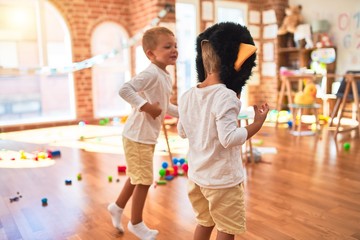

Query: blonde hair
142 27 174 52
201 40 221 75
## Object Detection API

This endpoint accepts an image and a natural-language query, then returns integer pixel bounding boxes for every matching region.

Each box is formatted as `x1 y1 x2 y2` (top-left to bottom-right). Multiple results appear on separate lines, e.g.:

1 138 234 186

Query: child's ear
145 49 155 60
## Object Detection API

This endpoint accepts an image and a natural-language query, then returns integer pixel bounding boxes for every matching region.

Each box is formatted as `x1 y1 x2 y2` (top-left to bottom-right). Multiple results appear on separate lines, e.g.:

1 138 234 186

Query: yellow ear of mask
234 43 257 71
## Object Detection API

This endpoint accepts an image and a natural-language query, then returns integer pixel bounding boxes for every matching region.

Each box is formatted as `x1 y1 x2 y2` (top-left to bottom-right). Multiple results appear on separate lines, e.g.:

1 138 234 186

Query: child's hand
244 103 270 140
141 102 162 120
149 102 162 119
253 103 270 123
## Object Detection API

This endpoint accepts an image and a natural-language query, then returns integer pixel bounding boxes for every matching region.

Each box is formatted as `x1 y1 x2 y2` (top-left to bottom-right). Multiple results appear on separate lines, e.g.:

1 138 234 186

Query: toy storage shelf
276 34 336 74
276 35 338 116
277 47 314 70
277 47 336 76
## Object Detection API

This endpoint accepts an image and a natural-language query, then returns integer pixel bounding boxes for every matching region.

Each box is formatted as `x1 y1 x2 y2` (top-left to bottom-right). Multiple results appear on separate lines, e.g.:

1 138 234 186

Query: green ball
159 168 166 177
343 142 350 151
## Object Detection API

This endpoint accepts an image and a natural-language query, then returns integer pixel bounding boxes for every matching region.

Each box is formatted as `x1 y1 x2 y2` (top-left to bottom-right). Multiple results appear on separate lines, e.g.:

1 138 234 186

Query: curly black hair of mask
195 22 256 95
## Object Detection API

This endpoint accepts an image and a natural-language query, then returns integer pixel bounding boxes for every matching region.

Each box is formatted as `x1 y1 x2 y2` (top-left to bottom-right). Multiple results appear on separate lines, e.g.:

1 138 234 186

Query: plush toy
278 5 304 47
294 24 313 49
294 82 317 105
196 22 257 95
316 33 333 48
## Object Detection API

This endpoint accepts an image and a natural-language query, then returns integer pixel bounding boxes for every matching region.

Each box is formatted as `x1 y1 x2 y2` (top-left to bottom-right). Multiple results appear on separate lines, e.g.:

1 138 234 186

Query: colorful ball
173 165 178 176
167 167 174 175
161 162 168 169
343 142 350 151
182 163 189 173
159 168 166 177
179 158 186 165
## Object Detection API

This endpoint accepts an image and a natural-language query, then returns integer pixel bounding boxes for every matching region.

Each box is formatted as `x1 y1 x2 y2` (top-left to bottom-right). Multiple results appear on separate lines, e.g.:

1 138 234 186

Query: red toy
118 165 127 173
182 163 189 173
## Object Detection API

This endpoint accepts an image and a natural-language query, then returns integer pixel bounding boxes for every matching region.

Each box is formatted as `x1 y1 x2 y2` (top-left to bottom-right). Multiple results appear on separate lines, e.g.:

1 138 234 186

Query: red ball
182 163 188 173
173 165 178 176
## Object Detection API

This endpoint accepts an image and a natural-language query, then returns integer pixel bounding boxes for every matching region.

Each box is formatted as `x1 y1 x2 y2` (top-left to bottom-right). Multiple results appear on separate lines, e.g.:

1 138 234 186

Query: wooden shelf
276 35 338 115
278 47 312 53
278 46 336 54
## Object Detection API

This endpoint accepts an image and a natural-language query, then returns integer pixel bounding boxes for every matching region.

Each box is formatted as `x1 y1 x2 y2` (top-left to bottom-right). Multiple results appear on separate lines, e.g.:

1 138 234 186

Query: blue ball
179 158 186 165
161 162 168 169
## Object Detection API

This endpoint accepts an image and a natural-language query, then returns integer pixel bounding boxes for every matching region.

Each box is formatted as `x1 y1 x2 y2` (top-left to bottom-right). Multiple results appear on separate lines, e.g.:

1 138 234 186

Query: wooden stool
276 74 321 127
328 73 360 137
289 103 320 136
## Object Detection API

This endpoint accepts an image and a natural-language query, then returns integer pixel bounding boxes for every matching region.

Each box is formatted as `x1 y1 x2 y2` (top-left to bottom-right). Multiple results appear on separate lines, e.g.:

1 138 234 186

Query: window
215 1 249 107
91 22 130 118
0 0 74 125
175 0 199 100
215 1 247 25
0 42 18 68
135 45 150 75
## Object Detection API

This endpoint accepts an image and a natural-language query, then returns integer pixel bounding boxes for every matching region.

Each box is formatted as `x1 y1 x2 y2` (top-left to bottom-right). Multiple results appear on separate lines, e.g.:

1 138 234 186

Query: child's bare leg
108 178 135 232
216 231 234 240
131 184 150 224
127 184 158 239
194 224 214 240
116 178 135 208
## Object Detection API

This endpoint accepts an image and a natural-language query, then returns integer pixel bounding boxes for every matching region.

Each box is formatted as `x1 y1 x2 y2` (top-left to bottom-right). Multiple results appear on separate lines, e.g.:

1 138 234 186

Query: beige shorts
188 180 246 235
123 137 155 185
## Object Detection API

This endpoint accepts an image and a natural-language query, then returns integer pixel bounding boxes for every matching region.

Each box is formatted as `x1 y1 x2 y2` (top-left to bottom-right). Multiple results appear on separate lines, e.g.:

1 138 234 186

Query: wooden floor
1 125 360 240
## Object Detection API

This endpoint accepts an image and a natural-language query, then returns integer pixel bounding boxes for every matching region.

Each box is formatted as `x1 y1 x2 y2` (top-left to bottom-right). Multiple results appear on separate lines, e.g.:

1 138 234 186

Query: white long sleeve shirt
120 63 178 144
177 84 247 189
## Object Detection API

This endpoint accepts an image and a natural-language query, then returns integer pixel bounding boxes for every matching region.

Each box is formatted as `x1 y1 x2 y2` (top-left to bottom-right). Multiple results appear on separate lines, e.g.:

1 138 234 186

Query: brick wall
2 0 289 132
49 0 130 122
47 0 175 122
248 0 288 107
53 0 287 124
196 0 289 109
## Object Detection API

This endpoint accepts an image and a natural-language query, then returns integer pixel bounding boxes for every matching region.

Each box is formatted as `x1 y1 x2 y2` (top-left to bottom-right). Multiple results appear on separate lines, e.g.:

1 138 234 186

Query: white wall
290 0 360 74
